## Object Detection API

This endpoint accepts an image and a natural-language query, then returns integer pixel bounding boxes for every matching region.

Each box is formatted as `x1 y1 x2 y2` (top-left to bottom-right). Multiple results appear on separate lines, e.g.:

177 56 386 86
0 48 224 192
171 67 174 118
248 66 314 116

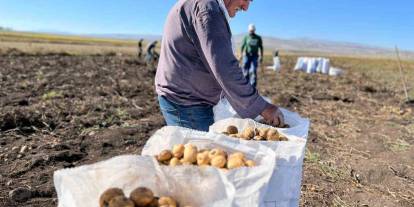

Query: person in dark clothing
240 23 263 88
137 39 143 59
145 40 159 67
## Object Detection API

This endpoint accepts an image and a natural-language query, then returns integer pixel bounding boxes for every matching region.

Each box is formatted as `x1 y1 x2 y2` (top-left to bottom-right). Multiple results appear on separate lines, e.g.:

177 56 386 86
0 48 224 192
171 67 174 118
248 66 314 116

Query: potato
108 196 134 207
226 125 238 134
197 151 210 166
253 135 265 141
157 150 173 162
172 144 185 158
266 129 280 141
183 144 198 163
180 159 193 165
148 198 160 207
169 157 182 166
210 155 226 168
158 196 177 207
130 187 154 207
99 188 125 207
227 157 245 169
208 148 226 159
241 127 255 140
258 128 269 138
228 152 245 160
279 136 288 141
245 160 256 167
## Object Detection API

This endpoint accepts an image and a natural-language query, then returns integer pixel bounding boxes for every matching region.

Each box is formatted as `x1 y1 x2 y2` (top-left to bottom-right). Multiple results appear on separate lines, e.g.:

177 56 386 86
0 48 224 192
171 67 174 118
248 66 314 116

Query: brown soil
0 50 413 206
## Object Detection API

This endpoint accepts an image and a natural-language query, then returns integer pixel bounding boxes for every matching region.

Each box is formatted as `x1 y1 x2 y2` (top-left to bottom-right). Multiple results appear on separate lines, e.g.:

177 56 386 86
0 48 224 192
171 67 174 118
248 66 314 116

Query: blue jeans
243 55 258 88
158 96 214 132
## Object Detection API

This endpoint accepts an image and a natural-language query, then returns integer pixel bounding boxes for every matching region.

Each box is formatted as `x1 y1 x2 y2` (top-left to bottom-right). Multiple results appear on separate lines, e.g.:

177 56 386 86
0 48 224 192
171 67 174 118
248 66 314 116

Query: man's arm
240 36 246 58
259 36 263 63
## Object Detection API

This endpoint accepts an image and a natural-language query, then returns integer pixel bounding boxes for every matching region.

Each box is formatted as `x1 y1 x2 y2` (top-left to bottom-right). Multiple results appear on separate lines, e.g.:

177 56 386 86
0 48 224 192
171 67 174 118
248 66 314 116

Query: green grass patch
305 149 320 163
42 91 63 100
389 139 411 152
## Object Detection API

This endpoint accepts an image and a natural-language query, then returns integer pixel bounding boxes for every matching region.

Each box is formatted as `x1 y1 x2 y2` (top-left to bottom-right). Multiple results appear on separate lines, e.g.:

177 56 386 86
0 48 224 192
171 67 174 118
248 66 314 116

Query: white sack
209 118 310 207
321 59 330 74
329 67 344 76
142 126 276 207
54 155 235 207
306 58 317 74
266 57 281 72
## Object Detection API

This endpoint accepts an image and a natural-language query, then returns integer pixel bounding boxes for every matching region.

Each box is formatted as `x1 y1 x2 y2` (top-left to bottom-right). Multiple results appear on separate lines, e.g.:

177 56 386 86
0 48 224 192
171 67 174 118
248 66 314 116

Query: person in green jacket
240 23 263 88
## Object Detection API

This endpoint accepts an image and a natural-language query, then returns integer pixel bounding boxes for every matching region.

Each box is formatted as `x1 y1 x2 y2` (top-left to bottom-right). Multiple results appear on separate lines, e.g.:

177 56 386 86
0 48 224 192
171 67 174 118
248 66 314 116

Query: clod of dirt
405 99 414 107
362 85 377 93
50 150 86 163
9 187 33 203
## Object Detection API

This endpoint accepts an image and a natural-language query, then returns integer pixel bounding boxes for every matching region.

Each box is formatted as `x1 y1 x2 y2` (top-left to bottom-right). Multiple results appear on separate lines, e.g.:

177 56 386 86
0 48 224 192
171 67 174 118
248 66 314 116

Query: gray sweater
155 0 269 118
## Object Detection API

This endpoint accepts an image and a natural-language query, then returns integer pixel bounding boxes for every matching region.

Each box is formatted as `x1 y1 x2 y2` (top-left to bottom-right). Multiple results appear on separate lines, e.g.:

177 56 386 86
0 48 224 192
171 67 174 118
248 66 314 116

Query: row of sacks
294 57 344 76
54 107 310 207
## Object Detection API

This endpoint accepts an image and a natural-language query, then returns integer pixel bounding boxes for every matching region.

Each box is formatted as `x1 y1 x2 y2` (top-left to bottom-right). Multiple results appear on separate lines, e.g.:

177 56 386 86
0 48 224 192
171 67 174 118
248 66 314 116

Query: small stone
11 146 19 151
19 145 28 154
7 180 13 186
9 187 32 202
17 154 23 159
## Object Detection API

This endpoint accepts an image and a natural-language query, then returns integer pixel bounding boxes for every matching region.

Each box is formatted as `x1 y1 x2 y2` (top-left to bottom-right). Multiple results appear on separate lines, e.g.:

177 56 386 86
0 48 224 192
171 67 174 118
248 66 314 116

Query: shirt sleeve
241 36 247 55
192 6 269 118
259 36 263 57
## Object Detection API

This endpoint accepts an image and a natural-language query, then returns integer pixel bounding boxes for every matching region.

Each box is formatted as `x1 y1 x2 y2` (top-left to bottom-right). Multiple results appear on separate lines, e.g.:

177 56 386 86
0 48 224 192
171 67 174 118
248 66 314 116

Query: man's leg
243 55 252 83
158 96 214 131
250 56 259 88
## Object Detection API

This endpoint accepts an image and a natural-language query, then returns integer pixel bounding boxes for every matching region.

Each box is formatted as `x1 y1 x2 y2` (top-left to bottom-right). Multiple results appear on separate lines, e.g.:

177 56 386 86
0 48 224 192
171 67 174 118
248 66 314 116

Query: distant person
240 23 263 88
145 40 158 66
155 0 285 131
266 49 281 72
137 39 143 59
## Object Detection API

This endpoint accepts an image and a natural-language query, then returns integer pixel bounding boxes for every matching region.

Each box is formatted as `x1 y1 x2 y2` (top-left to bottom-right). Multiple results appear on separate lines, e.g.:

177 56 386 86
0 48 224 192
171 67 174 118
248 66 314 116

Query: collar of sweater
216 0 231 22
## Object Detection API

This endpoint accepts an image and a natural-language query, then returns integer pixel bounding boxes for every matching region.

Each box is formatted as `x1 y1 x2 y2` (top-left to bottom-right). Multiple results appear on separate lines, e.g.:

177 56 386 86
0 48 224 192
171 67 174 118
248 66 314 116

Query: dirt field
0 47 413 207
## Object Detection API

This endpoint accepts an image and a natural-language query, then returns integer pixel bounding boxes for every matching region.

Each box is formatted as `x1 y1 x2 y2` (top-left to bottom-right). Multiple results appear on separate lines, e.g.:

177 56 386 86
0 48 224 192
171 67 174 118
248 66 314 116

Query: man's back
241 33 262 56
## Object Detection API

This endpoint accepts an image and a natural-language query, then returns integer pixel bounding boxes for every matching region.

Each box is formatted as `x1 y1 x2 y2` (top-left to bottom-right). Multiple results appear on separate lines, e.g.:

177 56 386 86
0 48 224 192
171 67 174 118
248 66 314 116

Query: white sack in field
210 118 310 207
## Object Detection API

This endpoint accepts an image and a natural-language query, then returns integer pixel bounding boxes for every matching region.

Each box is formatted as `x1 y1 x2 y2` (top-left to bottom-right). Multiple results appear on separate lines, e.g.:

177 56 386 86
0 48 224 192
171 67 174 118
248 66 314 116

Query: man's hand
238 55 243 63
259 56 263 64
260 104 285 127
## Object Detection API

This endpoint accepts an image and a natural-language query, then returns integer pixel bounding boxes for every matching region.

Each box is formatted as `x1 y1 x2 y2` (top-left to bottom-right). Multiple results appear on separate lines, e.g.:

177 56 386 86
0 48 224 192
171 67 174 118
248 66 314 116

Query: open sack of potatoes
54 155 235 207
209 118 310 206
142 126 276 207
214 98 310 138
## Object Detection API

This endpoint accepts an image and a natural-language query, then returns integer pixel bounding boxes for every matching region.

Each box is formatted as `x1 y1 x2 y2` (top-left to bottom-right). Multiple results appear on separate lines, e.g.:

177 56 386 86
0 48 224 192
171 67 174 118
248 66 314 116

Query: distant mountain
84 33 162 42
234 34 414 59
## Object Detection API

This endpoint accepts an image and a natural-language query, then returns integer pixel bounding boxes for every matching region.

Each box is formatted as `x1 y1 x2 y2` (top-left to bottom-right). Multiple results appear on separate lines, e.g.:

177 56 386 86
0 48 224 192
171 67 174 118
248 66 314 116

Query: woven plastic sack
142 126 276 207
54 155 235 207
209 116 310 207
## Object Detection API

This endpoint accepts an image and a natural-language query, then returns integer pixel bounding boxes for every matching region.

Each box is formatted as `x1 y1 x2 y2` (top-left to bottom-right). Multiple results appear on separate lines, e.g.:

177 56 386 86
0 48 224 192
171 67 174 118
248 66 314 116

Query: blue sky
0 0 413 50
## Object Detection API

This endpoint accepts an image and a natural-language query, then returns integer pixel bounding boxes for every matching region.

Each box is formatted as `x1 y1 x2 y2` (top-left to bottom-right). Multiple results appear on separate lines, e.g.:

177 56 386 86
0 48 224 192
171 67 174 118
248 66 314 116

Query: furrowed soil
0 50 413 207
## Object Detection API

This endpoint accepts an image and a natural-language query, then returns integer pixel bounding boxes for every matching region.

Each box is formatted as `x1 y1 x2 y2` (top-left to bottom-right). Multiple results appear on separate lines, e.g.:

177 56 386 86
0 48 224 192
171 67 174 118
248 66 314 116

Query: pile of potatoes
222 125 288 141
156 144 256 169
99 187 189 207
